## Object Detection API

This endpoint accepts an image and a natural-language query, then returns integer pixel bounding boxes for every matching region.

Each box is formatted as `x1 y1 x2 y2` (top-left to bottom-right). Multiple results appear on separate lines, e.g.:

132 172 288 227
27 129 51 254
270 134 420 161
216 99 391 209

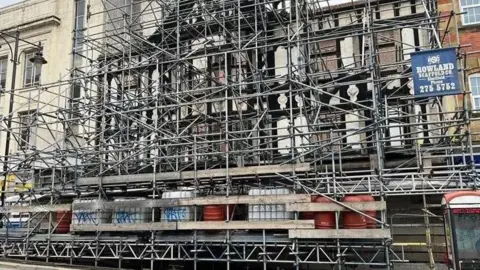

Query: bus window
451 208 480 260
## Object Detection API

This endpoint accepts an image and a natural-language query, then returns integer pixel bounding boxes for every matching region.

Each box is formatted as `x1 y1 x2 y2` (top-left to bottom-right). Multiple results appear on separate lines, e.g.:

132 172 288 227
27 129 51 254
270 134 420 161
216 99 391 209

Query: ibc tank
113 197 152 224
162 189 196 222
56 211 72 234
313 196 335 229
248 188 293 220
72 199 110 225
342 196 367 229
360 195 376 228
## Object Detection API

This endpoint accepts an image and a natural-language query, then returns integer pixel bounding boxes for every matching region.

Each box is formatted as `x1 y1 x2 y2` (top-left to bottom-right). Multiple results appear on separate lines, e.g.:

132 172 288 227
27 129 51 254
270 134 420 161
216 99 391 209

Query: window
74 0 86 67
35 172 51 190
0 58 7 90
105 0 141 39
67 81 83 133
23 51 42 87
469 74 480 110
452 212 480 260
18 110 37 150
460 0 480 25
74 0 86 48
71 82 82 119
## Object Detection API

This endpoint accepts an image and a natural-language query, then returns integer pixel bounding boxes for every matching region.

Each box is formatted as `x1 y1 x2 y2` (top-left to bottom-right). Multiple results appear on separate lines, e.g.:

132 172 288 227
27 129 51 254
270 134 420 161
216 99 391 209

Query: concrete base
391 263 448 270
298 263 448 270
356 263 448 270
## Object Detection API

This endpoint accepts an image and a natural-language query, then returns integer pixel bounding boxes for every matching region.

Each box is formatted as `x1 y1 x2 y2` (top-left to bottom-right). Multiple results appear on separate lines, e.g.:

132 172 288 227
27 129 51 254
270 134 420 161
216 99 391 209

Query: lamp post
0 31 47 211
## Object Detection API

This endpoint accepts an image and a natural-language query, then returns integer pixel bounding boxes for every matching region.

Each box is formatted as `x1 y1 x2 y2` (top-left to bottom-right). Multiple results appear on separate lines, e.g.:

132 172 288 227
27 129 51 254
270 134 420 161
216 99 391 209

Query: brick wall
438 0 480 143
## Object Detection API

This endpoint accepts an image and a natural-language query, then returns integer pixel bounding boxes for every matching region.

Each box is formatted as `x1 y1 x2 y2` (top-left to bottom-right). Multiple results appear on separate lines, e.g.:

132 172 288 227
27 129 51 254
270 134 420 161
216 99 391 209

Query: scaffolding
0 0 478 269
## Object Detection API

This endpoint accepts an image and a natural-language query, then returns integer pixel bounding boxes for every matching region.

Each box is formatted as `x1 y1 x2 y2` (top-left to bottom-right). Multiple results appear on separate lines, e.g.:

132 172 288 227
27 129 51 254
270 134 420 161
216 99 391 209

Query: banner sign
411 48 460 97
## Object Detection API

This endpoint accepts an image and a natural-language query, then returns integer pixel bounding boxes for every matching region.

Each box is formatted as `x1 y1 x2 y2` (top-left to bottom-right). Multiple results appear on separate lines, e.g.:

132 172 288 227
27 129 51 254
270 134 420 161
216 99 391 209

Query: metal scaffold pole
0 0 475 269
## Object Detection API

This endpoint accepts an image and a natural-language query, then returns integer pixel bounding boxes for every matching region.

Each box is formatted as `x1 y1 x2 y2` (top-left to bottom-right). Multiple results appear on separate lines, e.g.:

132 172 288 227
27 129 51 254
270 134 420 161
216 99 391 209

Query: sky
0 0 355 9
0 0 23 8
0 0 360 9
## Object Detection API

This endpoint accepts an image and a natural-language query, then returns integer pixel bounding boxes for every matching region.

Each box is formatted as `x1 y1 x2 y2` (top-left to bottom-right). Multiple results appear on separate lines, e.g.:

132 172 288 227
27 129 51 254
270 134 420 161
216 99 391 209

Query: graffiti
115 211 135 223
75 212 96 224
164 207 186 221
6 222 23 229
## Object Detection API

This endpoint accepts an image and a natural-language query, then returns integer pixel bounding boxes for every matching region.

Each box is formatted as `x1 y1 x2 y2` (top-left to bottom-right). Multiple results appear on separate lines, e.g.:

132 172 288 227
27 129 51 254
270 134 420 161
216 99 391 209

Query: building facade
0 0 476 269
440 0 480 143
0 0 75 192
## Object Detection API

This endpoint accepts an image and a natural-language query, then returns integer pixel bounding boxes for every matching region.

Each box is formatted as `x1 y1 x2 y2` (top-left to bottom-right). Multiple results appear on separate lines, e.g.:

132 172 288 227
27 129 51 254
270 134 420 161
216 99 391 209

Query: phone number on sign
419 83 456 93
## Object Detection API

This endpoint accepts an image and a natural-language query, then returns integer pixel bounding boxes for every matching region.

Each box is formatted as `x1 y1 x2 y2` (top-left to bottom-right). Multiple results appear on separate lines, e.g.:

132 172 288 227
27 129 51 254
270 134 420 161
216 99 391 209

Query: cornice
0 15 61 34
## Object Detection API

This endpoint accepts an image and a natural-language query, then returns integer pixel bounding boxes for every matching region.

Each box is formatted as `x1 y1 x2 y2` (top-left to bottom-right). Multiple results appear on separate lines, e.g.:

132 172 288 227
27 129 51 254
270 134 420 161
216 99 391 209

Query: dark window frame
18 110 37 150
0 57 8 90
23 50 42 87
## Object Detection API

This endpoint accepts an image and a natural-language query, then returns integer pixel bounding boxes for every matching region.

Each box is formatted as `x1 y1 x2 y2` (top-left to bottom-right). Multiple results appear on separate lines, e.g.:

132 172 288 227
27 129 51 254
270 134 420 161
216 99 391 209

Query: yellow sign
13 182 33 192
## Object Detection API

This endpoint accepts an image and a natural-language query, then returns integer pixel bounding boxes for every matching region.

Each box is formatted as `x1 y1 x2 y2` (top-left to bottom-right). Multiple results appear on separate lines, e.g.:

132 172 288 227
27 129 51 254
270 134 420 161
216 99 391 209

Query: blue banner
411 48 460 97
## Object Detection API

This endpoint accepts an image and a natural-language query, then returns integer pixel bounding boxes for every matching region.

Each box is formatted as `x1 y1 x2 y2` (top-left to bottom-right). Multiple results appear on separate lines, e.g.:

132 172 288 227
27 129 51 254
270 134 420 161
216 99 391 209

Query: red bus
442 191 480 270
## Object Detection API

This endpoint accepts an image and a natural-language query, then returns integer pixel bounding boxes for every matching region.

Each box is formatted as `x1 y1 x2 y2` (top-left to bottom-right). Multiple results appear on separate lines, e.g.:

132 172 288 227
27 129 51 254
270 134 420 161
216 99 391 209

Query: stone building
0 0 75 192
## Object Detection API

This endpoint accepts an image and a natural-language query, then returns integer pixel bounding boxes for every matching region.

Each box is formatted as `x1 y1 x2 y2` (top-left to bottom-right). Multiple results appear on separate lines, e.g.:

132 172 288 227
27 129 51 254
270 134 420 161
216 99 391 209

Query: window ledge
458 23 480 31
18 85 43 94
13 148 37 155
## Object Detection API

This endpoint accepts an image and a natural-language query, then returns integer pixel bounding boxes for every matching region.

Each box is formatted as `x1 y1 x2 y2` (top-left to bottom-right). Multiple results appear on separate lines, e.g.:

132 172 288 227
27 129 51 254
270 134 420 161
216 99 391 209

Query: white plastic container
5 194 47 229
248 188 293 221
161 189 196 222
113 197 154 224
72 198 111 225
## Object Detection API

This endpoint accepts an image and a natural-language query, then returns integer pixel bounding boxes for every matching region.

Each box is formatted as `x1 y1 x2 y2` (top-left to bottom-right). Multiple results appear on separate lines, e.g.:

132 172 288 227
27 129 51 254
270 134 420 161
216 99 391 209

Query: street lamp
0 31 47 213
29 42 47 68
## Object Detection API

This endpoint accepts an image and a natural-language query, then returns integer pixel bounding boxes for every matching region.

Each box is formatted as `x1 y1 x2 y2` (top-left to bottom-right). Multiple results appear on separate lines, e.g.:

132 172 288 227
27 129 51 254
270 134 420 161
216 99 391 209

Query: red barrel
342 196 367 229
313 196 335 229
56 211 72 234
203 205 226 221
359 195 376 228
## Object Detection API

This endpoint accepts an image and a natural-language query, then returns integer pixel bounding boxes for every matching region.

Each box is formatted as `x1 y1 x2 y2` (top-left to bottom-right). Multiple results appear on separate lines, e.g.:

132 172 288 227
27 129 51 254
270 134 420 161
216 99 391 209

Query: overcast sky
0 0 23 8
0 0 360 9
0 0 355 9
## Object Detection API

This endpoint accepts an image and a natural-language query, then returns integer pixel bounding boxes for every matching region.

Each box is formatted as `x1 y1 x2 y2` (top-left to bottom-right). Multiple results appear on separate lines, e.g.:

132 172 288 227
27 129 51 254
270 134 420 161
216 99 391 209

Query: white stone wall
0 0 74 183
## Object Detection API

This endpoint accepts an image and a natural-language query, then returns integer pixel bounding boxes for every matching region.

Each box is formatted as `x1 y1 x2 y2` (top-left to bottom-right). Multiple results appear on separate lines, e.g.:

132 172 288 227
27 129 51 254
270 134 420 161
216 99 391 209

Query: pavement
0 260 118 270
0 260 450 270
